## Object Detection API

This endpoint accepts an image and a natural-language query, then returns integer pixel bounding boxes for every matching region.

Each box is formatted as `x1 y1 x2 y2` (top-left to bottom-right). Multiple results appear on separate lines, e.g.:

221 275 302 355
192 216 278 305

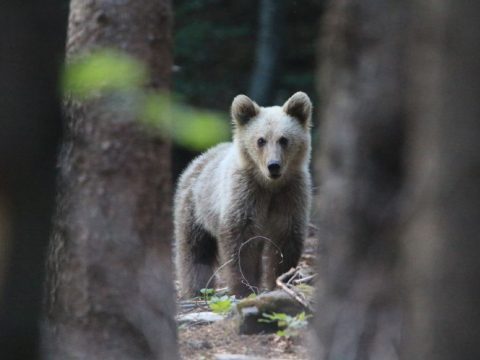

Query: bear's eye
257 137 266 147
279 137 289 147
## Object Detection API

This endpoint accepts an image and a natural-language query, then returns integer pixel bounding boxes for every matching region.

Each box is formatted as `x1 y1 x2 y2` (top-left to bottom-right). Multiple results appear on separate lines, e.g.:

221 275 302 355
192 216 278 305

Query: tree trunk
312 1 406 359
402 1 480 359
44 1 178 359
248 0 285 105
0 1 66 359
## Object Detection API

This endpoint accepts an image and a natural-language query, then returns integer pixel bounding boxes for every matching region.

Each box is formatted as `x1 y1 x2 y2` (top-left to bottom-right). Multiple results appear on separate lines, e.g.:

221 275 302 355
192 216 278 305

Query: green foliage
199 288 215 301
63 49 229 151
172 107 229 150
208 295 234 315
199 288 235 314
259 311 311 338
63 49 147 98
141 92 229 150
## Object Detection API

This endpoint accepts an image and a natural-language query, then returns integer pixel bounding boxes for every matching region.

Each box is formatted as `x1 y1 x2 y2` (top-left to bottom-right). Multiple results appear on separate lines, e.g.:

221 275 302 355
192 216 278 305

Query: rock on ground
178 311 225 326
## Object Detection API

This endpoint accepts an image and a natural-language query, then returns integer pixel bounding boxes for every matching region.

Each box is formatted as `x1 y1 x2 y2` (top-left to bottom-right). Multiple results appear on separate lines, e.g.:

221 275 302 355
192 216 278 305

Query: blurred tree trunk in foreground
248 0 286 105
402 1 480 359
0 1 66 359
44 0 178 359
313 1 406 359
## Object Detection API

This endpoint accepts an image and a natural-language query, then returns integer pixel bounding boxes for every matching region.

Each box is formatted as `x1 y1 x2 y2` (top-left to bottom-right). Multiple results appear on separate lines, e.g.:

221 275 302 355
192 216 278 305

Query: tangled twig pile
276 267 315 311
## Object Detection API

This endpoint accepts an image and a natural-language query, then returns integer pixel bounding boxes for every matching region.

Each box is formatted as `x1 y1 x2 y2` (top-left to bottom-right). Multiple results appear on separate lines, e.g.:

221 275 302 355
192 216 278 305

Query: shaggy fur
174 92 312 297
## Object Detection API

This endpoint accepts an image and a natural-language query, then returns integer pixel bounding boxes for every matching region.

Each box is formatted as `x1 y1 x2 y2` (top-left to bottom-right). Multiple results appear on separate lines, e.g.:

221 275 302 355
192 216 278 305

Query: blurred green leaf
199 288 215 301
63 49 148 97
259 311 311 338
142 92 173 131
208 295 233 314
172 108 229 150
65 49 230 151
141 92 230 150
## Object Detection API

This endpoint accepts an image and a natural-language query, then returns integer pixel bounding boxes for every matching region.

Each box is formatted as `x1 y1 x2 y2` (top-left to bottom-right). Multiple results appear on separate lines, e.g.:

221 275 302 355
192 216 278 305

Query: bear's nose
267 161 281 177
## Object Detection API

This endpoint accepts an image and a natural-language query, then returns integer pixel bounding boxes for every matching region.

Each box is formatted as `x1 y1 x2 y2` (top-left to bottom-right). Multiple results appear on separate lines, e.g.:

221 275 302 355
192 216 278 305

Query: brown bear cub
174 92 312 298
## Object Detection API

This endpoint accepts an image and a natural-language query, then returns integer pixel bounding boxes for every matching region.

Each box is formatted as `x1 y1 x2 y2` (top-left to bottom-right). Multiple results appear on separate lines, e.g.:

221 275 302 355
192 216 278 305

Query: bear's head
231 92 312 184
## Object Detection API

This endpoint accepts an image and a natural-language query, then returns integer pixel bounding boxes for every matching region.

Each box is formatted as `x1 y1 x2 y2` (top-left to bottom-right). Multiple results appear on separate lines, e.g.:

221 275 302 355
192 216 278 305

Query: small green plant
259 311 311 338
208 295 234 314
199 288 215 301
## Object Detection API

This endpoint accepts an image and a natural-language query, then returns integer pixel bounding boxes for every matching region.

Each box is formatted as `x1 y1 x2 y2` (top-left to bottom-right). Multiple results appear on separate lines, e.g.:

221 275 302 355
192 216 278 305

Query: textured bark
402 1 480 359
313 1 406 359
0 1 66 359
248 0 286 105
44 1 178 359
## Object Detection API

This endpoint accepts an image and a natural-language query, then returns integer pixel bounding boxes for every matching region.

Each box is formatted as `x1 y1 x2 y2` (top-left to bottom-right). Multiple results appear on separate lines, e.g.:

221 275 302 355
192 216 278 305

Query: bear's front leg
175 203 218 298
218 223 263 297
264 222 305 290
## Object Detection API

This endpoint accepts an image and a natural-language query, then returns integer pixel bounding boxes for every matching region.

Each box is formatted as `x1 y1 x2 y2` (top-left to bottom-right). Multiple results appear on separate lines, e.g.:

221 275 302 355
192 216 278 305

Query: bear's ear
283 92 312 127
231 95 260 126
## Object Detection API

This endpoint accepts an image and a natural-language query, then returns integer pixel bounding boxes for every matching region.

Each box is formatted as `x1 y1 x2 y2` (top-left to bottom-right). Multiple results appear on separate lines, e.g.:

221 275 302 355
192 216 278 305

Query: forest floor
177 234 319 360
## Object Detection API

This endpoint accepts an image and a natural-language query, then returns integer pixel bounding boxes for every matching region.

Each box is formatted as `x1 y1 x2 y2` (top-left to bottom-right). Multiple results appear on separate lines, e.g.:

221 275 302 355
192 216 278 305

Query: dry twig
293 273 316 285
276 267 311 311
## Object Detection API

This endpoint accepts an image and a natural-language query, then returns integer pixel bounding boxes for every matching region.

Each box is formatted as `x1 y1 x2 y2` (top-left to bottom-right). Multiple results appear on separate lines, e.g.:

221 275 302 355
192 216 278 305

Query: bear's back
176 142 232 193
174 142 235 234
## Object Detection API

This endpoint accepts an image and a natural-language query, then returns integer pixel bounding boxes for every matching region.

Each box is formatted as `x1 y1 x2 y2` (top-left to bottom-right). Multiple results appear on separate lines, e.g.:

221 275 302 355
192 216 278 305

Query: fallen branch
286 269 301 286
276 267 311 311
293 273 317 285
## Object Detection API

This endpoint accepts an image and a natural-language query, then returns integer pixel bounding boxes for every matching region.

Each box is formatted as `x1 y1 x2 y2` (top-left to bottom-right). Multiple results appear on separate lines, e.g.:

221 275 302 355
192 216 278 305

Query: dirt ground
177 234 318 360
179 320 311 359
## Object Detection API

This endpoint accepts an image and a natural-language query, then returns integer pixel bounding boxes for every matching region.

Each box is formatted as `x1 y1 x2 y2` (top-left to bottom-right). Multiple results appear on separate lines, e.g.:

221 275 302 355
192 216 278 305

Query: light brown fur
174 92 312 297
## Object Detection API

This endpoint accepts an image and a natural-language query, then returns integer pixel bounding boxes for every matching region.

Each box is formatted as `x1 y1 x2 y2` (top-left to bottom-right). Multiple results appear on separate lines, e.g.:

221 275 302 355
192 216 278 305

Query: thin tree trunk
402 1 480 359
312 1 406 359
0 1 66 359
44 1 178 359
248 0 285 105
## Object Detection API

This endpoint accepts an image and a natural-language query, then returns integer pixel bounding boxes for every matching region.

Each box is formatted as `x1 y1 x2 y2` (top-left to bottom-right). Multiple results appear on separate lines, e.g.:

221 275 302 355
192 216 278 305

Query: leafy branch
259 311 311 338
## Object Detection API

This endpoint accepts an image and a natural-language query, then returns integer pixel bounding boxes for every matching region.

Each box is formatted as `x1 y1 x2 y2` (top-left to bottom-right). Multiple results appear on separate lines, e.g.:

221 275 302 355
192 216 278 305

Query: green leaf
63 49 148 97
171 108 230 150
64 50 230 151
200 288 215 301
258 313 276 323
141 92 172 130
259 311 311 338
141 93 230 151
200 288 215 296
208 295 233 314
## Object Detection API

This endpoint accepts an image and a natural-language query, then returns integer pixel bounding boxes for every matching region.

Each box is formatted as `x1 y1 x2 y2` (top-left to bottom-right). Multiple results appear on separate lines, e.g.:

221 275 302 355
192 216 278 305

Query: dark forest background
172 0 323 179
173 0 321 108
